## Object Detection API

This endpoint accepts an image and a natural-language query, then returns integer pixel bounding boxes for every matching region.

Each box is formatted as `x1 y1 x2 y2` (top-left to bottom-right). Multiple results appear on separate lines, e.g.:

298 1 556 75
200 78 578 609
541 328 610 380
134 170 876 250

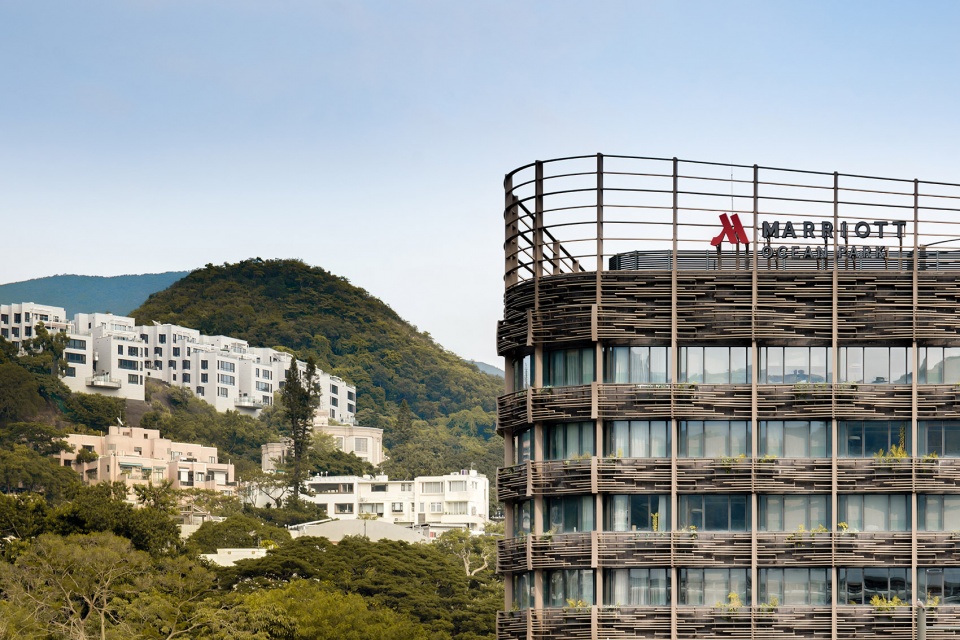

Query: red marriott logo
710 213 750 246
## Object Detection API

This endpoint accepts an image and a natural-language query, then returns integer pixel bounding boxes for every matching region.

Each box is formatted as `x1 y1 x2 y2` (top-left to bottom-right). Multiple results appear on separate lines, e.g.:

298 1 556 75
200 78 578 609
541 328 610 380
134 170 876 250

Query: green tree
279 357 321 503
234 580 430 640
64 393 126 431
0 532 152 640
186 514 291 554
0 363 43 424
20 322 70 376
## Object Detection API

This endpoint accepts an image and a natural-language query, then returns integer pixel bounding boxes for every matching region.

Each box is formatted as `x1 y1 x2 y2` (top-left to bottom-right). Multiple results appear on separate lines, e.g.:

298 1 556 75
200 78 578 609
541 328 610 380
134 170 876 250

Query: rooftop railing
504 154 960 286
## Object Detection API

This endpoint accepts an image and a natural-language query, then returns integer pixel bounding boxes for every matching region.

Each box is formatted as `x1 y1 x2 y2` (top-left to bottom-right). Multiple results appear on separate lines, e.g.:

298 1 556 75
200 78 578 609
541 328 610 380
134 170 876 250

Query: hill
0 272 189 316
131 259 502 420
469 360 504 378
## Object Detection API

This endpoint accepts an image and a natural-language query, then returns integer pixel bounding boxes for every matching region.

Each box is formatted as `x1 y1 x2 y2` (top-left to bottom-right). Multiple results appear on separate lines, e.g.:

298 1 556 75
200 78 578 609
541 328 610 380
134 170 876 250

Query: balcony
598 606 671 638
836 458 914 492
755 532 834 566
529 460 593 496
497 463 529 501
595 531 676 568
916 532 960 564
833 531 913 565
234 396 264 408
596 458 671 493
753 457 832 492
86 374 122 389
675 458 753 492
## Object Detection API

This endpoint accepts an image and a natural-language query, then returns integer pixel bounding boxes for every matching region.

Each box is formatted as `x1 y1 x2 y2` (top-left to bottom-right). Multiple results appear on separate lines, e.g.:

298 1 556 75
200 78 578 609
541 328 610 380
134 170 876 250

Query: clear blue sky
2 1 959 364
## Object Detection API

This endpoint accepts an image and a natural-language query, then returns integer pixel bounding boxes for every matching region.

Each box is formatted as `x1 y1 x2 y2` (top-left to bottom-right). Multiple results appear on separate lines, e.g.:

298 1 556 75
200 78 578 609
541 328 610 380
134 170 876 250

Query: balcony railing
86 374 122 389
234 397 265 408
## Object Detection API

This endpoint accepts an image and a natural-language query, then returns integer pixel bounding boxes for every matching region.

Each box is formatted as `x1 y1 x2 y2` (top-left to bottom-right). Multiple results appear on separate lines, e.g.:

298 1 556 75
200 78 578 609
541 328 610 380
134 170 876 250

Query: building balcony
596 458 671 492
753 457 832 492
917 532 960 564
675 458 753 492
529 460 593 496
497 464 529 501
234 396 264 408
597 606 672 638
836 458 914 492
595 531 676 568
833 531 913 565
86 374 122 389
755 532 835 566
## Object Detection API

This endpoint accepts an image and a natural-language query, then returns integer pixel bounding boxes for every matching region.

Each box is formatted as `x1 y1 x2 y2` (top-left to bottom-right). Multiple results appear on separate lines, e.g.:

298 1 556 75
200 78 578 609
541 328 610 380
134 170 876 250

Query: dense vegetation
0 346 503 639
131 258 502 421
0 271 189 316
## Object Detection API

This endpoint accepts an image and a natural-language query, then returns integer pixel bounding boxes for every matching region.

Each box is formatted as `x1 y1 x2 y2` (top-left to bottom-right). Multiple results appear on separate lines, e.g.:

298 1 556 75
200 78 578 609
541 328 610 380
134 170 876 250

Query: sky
2 0 960 365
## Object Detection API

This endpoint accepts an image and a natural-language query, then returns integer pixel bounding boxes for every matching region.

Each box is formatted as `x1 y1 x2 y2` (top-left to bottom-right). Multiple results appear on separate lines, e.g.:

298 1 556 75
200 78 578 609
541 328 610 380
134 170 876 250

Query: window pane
760 495 783 531
810 347 828 383
730 421 749 456
703 421 727 457
784 421 807 457
784 568 808 605
946 348 960 384
809 421 828 457
762 421 783 457
844 347 863 383
650 421 668 457
890 347 908 384
703 348 730 384
863 495 886 531
704 495 728 530
729 496 747 531
945 496 960 531
765 347 783 383
784 347 809 383
783 496 805 530
650 347 669 383
730 346 748 383
888 495 908 531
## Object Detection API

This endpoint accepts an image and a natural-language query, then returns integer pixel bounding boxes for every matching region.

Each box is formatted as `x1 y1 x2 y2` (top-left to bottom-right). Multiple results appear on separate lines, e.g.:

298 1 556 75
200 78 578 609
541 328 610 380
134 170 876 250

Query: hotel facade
496 155 960 639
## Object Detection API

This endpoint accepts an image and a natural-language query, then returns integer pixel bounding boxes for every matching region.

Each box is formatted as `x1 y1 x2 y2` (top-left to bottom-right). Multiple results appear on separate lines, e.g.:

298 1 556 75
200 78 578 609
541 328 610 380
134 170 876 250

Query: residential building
0 302 69 350
249 469 489 538
496 155 960 638
57 424 236 497
67 313 147 401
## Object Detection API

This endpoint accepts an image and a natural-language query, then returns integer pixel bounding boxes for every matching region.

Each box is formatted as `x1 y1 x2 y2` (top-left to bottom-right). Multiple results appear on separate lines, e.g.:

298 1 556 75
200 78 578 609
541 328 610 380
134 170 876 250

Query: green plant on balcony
837 521 849 535
874 427 908 465
651 512 660 533
719 453 747 470
679 525 698 540
674 382 698 399
920 451 940 465
757 453 777 464
792 382 829 401
927 593 941 610
869 594 905 613
786 523 828 545
563 599 589 613
758 596 779 614
714 592 743 619
540 527 558 543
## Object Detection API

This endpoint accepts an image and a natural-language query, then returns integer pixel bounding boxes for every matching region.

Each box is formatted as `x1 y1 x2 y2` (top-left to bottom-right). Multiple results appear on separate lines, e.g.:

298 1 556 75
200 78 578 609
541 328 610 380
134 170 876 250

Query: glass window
546 496 595 533
839 347 911 384
839 494 909 531
919 495 960 531
759 421 829 457
839 421 909 457
679 568 749 606
604 495 670 532
513 501 532 536
679 494 750 531
605 420 669 457
514 428 533 464
680 346 751 384
604 569 670 605
920 421 960 457
679 421 750 457
545 422 595 460
759 495 830 531
760 568 830 605
918 568 960 606
513 572 535 610
545 569 595 608
513 355 533 391
839 567 910 605
604 346 670 383
760 346 832 384
544 348 595 387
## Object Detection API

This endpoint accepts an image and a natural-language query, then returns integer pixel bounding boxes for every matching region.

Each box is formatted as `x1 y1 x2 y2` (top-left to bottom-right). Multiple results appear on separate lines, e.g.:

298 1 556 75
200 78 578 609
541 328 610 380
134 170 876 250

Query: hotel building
496 155 960 639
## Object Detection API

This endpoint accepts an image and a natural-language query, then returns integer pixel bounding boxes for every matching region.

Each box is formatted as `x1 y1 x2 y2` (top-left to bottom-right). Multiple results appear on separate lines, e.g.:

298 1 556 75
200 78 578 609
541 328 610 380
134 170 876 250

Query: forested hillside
132 259 502 421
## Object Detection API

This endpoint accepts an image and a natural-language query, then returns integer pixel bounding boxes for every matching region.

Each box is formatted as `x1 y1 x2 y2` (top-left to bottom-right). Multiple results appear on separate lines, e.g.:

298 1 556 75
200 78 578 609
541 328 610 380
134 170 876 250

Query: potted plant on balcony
714 592 743 621
869 594 905 615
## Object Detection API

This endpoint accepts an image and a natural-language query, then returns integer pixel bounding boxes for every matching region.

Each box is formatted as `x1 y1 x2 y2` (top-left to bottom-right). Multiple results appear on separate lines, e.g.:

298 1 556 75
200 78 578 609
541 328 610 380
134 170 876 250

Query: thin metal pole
918 606 926 640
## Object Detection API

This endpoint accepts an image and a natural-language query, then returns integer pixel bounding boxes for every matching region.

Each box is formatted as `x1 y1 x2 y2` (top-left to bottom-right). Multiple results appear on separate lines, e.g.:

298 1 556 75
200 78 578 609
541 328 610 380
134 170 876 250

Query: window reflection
544 348 595 387
919 568 960 605
545 422 594 460
838 347 911 384
920 421 960 457
605 420 670 458
604 346 670 383
679 568 750 606
546 495 595 533
759 495 830 531
759 420 829 457
839 421 909 457
839 494 910 531
604 495 670 532
680 346 750 384
546 570 595 607
839 567 910 605
679 421 750 457
604 569 670 606
760 568 830 605
760 346 831 383
919 347 960 384
679 494 750 531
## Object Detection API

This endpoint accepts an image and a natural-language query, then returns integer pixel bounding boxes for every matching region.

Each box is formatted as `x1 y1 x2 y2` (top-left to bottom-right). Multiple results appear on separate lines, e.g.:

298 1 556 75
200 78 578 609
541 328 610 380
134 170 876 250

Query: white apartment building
261 423 384 473
56 424 237 497
138 323 356 421
250 470 490 538
0 302 70 350
1 301 357 418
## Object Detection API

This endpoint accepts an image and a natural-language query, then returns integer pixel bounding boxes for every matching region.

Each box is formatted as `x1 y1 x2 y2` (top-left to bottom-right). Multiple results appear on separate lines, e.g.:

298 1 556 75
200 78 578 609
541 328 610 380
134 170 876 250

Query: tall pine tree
280 357 321 503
